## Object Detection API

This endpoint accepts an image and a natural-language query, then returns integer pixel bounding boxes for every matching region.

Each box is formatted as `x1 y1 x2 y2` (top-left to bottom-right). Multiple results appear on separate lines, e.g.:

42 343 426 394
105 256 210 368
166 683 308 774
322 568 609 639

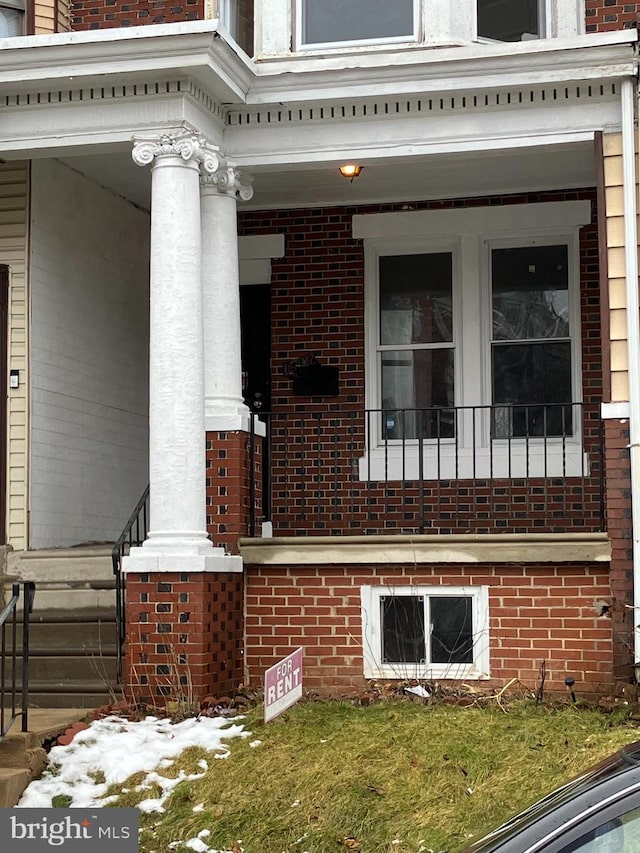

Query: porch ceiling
61 140 595 212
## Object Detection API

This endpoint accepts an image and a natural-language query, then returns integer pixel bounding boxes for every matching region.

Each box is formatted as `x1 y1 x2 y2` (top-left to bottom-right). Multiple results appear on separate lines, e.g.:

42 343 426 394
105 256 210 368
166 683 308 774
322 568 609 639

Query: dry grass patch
107 700 640 853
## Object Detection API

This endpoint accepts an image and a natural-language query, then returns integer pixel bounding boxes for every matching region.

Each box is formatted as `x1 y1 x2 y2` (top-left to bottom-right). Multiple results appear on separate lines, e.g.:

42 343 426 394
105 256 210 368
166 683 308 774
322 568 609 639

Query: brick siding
71 0 203 30
585 1 640 32
244 563 614 696
604 419 634 677
238 189 604 537
206 429 263 554
125 571 244 704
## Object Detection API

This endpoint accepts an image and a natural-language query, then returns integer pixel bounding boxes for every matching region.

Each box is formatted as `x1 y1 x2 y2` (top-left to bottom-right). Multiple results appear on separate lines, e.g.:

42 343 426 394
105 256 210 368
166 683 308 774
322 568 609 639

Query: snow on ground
17 714 253 851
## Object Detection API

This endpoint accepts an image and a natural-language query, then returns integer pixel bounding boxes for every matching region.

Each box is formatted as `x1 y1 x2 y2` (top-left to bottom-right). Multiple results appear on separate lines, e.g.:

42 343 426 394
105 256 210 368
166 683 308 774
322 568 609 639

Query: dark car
457 741 640 852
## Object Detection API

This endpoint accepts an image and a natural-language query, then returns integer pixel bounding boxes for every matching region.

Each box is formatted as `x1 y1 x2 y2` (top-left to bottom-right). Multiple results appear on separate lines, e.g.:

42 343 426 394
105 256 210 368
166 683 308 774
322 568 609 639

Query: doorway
240 282 272 525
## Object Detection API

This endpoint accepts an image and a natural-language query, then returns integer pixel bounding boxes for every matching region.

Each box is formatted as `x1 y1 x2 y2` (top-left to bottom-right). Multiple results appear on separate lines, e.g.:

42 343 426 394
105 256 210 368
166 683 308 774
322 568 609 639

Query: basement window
361 585 489 680
0 0 25 37
477 0 543 42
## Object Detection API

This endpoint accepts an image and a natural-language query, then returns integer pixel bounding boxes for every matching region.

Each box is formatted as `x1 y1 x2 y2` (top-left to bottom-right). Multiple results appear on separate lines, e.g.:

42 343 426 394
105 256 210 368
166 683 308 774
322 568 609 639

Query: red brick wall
125 571 244 705
206 429 263 554
238 189 604 537
71 0 203 30
244 563 614 697
585 1 640 32
604 419 634 677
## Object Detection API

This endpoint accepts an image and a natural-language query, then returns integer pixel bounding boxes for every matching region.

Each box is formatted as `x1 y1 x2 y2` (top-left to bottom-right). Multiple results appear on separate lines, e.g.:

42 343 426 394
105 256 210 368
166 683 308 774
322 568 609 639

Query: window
379 253 455 440
357 201 590 481
297 0 417 50
477 0 543 42
361 585 489 680
0 0 24 37
491 242 573 438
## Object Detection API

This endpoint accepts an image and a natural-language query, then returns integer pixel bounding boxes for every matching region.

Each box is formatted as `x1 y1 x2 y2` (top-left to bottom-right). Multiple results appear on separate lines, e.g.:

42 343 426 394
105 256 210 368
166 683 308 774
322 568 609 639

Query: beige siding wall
603 132 637 403
0 163 29 551
34 0 71 34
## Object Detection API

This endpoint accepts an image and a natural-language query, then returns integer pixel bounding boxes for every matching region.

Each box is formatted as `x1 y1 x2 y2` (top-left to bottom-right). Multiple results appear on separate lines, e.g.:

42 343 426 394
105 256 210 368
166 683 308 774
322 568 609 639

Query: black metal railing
249 402 604 536
112 485 149 681
1 581 35 743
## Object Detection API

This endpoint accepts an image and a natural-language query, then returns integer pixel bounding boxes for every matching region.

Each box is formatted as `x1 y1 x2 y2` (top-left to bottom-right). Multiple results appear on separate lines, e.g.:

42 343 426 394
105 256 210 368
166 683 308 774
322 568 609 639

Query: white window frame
294 0 421 52
361 584 490 680
357 201 590 481
484 234 583 454
475 0 548 43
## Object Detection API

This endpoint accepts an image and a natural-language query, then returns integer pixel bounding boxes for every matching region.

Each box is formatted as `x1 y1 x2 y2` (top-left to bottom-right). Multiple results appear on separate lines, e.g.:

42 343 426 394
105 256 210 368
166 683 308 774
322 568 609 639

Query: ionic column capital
201 159 254 201
132 130 220 173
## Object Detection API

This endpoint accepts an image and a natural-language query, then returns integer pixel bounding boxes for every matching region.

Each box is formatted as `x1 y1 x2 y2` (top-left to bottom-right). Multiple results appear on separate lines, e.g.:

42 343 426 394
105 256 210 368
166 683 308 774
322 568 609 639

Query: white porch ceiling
61 140 596 212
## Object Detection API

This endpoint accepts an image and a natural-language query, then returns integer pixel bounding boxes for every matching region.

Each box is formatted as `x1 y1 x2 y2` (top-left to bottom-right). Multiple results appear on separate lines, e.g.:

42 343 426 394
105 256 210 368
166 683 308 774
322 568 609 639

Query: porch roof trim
0 25 636 111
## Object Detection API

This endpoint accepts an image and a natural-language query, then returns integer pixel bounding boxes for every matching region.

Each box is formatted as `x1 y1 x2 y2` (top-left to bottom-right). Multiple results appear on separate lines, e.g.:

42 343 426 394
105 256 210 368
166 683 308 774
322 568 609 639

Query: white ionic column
201 162 254 431
124 130 241 573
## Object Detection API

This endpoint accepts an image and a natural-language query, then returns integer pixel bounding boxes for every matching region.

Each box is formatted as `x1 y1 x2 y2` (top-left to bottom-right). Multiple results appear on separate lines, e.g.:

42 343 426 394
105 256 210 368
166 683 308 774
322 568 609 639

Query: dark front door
240 282 272 413
240 282 272 525
0 267 8 545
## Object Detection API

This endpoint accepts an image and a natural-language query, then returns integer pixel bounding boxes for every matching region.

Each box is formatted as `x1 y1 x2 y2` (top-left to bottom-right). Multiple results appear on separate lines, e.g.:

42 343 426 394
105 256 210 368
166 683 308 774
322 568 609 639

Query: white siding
30 159 150 548
0 162 29 550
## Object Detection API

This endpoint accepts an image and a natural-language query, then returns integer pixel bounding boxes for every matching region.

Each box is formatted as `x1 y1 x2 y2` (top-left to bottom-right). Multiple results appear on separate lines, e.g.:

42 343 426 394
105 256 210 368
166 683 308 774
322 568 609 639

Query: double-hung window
296 0 418 50
361 585 490 680
0 0 25 37
357 200 590 481
491 242 573 439
379 252 455 441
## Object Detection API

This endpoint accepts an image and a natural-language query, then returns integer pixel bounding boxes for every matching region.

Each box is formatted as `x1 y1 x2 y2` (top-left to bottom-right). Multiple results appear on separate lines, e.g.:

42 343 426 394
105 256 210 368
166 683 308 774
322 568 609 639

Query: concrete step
0 768 31 807
26 683 118 709
6 608 120 709
0 708 91 805
5 546 116 611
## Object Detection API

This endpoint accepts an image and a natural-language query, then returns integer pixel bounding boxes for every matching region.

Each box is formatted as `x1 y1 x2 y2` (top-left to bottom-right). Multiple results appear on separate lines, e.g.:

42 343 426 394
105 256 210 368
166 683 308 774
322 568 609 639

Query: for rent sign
264 648 303 722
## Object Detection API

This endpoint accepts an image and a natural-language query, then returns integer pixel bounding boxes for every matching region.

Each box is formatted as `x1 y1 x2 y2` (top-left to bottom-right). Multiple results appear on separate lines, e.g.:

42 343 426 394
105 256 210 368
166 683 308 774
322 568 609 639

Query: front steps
26 609 120 708
0 709 90 806
3 546 121 708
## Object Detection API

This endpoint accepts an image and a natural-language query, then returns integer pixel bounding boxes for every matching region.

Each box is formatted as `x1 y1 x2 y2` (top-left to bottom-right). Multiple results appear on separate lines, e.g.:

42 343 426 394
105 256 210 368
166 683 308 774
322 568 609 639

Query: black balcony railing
249 403 604 536
0 581 36 743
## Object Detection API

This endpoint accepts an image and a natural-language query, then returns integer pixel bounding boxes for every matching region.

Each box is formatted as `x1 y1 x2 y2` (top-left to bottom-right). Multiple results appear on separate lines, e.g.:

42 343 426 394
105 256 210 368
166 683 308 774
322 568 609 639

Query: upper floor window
477 0 543 41
0 0 25 37
297 0 418 50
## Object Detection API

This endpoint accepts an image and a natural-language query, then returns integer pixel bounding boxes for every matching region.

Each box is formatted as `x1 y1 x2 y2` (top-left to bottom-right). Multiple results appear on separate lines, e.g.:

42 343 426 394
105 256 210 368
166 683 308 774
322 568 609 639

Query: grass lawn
97 698 640 853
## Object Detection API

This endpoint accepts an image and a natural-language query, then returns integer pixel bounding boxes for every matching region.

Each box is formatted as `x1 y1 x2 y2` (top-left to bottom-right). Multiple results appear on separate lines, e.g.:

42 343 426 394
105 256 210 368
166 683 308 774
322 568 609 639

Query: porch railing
1 581 36 743
112 485 149 681
249 402 604 536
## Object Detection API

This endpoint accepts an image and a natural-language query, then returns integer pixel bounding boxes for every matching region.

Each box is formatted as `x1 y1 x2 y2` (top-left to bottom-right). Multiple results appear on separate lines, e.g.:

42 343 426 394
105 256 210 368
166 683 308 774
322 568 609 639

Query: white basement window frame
361 584 490 680
356 200 591 481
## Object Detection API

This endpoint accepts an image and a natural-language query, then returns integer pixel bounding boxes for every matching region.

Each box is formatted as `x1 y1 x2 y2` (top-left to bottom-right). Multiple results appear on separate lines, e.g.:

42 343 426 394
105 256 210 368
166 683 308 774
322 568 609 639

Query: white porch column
124 130 240 573
201 161 254 431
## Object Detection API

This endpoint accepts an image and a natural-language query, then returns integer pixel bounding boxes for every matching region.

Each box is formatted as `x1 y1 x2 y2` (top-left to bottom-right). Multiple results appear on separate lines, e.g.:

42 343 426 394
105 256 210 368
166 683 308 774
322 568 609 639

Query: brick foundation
125 571 244 705
244 562 614 697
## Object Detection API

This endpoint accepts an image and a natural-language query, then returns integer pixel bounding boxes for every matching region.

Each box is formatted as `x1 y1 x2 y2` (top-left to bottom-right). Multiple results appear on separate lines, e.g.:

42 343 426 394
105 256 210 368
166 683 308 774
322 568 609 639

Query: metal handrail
112 485 149 681
0 581 36 742
248 402 604 536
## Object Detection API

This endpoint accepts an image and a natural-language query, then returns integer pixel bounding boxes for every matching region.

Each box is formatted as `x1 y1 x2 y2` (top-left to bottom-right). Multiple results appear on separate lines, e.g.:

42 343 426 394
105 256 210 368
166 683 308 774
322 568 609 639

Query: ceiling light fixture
339 164 363 181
